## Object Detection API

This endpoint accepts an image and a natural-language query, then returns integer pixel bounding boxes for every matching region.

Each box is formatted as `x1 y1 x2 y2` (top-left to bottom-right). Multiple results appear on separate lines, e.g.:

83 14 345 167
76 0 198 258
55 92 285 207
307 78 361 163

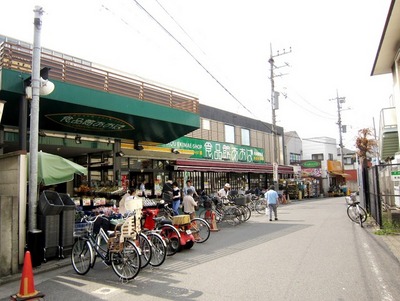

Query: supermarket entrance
129 172 154 196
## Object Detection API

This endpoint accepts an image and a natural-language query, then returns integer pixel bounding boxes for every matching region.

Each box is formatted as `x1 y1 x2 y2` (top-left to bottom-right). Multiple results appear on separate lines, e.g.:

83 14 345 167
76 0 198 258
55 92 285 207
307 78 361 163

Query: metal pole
28 6 44 232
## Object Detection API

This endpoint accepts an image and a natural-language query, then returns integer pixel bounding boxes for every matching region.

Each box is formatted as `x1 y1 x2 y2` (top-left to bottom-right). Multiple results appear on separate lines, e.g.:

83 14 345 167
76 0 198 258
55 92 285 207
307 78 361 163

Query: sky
0 0 394 150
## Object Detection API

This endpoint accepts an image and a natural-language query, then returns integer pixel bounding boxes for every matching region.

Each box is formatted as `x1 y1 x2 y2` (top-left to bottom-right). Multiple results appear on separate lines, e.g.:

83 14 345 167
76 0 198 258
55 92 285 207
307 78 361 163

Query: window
202 119 210 130
312 153 324 160
343 157 353 165
328 153 333 160
290 153 301 164
241 128 250 146
225 124 235 143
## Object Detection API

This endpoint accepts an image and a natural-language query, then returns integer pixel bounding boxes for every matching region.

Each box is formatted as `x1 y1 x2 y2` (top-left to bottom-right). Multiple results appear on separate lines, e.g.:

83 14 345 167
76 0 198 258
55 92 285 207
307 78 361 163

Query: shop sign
163 137 265 163
46 113 134 131
391 170 400 181
300 160 321 168
300 160 322 177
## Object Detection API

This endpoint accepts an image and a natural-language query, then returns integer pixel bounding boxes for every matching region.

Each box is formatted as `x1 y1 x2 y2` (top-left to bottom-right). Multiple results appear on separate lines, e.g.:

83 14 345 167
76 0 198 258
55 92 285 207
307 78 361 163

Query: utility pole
330 90 346 172
268 44 291 187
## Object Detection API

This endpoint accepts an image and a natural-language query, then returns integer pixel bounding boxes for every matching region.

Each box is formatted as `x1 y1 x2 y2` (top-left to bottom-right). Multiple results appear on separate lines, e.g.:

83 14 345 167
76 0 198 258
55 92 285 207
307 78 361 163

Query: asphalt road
2 197 400 301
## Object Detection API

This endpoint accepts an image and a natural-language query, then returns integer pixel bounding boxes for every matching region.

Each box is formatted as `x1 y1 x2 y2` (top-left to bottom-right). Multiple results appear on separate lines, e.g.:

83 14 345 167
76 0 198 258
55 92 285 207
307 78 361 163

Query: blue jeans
172 200 180 216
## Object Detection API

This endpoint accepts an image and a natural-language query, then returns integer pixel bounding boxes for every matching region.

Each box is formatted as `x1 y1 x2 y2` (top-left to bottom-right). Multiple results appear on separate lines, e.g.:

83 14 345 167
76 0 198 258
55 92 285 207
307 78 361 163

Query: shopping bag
265 206 269 216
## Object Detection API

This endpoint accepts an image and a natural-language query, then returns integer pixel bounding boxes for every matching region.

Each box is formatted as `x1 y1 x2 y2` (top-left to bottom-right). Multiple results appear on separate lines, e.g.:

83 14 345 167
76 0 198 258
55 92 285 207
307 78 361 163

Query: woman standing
172 181 181 216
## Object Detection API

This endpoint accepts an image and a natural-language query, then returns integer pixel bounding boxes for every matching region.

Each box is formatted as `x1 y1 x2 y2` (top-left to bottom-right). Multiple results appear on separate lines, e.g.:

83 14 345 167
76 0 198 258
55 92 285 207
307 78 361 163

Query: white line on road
363 242 394 301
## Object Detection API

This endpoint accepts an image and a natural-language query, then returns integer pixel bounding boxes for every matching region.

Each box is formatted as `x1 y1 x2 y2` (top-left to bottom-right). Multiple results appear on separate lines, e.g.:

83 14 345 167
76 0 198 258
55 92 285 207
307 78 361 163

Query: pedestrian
218 183 231 198
162 179 174 204
182 188 198 219
184 179 198 197
140 181 146 197
118 189 131 215
125 190 139 213
171 181 181 216
265 185 279 221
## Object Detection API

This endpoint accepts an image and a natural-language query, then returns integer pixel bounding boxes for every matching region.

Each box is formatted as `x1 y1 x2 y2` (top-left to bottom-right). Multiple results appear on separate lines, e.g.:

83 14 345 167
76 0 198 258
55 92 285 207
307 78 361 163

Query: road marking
363 242 394 301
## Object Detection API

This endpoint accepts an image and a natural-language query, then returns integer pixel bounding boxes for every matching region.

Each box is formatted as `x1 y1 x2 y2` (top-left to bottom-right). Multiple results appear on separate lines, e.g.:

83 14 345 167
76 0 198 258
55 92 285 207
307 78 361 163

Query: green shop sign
46 113 134 132
300 160 321 168
162 137 265 163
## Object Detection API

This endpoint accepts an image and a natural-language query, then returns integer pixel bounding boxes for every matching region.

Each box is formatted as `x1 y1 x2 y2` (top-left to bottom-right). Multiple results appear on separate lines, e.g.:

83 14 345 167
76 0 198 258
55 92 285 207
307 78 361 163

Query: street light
27 6 54 267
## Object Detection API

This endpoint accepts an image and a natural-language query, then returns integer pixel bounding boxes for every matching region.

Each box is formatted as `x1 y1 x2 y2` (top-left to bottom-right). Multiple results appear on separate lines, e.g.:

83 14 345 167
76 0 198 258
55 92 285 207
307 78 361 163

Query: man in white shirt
218 183 231 198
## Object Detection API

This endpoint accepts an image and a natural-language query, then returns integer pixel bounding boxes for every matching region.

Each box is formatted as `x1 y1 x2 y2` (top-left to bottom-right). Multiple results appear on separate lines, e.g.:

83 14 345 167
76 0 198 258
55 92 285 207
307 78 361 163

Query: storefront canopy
0 69 199 144
175 159 294 174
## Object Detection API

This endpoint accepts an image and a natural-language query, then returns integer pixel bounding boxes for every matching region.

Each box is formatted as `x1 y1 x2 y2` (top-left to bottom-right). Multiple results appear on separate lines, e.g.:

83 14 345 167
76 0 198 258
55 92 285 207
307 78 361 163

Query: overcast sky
0 0 393 150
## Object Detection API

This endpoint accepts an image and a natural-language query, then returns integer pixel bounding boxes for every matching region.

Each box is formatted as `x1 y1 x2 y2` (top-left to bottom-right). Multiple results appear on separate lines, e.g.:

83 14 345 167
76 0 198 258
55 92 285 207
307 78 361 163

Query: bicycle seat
153 217 173 225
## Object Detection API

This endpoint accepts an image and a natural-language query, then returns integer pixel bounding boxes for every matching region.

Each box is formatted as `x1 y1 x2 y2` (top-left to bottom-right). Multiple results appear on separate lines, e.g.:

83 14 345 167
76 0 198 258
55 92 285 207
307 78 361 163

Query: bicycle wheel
111 240 141 281
255 199 267 214
225 206 241 225
240 205 251 221
358 205 367 226
71 238 93 275
158 224 180 256
138 233 152 269
147 232 167 267
347 205 360 223
190 218 211 243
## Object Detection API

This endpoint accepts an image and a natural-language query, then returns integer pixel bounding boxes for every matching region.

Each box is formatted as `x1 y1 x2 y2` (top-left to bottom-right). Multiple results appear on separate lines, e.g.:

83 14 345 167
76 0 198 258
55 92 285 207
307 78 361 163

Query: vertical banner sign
273 162 278 182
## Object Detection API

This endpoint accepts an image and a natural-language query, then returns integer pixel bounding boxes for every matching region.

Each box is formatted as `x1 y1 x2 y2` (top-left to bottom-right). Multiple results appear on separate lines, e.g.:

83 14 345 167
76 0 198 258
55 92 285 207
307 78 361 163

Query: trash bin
37 190 64 261
27 229 44 267
59 193 76 258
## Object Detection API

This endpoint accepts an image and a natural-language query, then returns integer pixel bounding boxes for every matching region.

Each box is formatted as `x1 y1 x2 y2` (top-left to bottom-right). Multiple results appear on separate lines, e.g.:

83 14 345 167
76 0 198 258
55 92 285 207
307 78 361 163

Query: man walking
265 185 279 221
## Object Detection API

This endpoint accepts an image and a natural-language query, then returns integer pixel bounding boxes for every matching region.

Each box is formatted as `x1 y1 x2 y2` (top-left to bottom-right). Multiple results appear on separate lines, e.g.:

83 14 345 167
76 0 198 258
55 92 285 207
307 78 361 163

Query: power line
130 0 278 134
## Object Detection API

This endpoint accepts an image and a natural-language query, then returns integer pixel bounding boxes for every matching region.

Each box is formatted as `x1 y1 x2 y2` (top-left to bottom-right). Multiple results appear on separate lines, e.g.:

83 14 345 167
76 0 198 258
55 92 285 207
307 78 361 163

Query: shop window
225 124 235 143
241 128 250 146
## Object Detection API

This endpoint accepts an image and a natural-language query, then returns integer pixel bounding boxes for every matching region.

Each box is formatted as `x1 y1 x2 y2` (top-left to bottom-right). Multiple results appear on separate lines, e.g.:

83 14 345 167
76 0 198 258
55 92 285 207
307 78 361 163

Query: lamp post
28 6 44 233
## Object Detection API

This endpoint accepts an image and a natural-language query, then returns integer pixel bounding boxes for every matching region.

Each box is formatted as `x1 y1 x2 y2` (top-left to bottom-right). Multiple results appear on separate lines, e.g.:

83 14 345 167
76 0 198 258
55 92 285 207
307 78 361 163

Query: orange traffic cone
10 251 45 301
205 210 219 232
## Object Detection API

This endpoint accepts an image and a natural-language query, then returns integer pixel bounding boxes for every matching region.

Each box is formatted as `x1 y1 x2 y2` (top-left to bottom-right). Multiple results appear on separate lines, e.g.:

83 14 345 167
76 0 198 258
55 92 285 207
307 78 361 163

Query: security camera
171 148 180 154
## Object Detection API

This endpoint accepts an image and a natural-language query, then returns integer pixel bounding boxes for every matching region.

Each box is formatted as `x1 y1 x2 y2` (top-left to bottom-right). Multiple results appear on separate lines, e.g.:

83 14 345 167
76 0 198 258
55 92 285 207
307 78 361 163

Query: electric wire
104 1 341 145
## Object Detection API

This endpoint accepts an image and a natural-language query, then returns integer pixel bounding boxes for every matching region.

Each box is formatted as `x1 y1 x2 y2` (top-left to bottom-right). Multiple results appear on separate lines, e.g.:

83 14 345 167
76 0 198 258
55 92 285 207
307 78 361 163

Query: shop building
0 36 294 201
0 36 296 274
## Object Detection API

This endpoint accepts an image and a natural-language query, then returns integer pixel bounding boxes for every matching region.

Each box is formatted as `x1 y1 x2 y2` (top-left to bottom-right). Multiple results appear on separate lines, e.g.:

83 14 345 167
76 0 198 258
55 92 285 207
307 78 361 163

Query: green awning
0 69 200 144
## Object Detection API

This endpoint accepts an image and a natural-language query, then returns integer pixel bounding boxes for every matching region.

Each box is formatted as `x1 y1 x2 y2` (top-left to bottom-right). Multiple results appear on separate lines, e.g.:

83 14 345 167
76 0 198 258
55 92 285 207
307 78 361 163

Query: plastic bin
39 190 64 215
37 214 60 260
59 193 76 257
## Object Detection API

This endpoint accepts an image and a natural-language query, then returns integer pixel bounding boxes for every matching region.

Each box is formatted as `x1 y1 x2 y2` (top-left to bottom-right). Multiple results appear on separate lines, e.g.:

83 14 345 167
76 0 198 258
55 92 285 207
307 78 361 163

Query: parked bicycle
199 196 243 225
71 214 141 280
246 194 268 214
345 193 367 227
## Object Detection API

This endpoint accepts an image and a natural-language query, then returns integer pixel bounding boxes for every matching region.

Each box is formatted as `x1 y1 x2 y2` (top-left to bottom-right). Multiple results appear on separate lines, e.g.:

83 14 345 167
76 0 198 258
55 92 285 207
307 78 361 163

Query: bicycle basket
74 222 90 237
